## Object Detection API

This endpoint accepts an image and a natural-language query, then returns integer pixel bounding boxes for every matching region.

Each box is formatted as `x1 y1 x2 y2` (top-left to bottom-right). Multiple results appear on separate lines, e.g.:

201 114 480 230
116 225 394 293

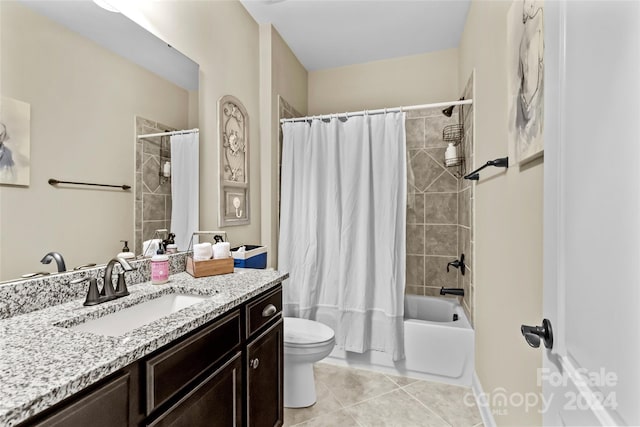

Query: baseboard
472 372 496 427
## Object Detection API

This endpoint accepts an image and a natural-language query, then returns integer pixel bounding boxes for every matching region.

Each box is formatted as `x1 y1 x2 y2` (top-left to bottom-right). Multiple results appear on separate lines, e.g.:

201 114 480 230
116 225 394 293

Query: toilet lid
284 317 335 346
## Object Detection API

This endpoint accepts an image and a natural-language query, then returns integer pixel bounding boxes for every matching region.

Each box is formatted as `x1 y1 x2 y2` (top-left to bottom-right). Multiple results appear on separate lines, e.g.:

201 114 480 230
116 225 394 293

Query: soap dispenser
151 249 169 285
118 240 135 260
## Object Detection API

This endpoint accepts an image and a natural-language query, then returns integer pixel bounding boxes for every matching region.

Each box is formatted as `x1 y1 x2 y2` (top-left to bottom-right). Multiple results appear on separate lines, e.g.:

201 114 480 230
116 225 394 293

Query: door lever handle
521 318 554 349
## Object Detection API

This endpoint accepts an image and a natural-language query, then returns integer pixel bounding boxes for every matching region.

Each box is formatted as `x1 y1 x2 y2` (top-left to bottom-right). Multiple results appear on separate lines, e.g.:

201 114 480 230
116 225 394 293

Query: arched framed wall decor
218 95 250 226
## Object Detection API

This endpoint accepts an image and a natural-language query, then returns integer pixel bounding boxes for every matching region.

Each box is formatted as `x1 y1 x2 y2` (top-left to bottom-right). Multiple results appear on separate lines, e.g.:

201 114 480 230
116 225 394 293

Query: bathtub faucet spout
440 287 464 297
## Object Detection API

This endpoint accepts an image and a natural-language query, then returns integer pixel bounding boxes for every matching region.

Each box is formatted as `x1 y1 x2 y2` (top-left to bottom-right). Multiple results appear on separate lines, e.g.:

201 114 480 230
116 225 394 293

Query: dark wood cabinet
145 310 241 415
246 319 283 427
147 352 243 427
26 373 130 427
19 284 283 427
245 287 282 337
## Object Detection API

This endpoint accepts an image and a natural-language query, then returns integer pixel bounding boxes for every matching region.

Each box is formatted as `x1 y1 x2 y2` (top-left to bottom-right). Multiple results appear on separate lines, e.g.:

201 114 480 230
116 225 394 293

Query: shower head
442 97 465 117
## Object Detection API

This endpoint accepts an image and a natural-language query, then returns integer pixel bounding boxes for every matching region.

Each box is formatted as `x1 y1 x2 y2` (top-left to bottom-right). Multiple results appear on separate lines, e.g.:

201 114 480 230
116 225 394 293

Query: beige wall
120 0 261 248
458 1 543 424
124 2 307 266
308 49 459 115
272 28 308 117
0 2 188 280
260 24 308 267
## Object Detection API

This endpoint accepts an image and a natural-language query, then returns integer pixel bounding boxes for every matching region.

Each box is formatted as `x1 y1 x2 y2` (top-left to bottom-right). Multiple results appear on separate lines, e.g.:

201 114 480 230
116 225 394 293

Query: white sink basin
69 293 212 337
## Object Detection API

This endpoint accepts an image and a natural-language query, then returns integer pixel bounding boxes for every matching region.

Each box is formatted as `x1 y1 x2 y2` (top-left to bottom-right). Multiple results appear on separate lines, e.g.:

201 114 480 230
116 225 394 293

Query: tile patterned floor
284 363 484 427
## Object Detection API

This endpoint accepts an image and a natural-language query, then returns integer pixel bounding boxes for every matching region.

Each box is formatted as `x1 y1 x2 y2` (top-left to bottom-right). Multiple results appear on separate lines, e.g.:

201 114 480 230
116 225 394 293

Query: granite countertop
0 269 288 426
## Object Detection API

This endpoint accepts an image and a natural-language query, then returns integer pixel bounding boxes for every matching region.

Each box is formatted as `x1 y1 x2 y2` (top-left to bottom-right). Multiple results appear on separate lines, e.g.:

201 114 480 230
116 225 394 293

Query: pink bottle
151 253 169 284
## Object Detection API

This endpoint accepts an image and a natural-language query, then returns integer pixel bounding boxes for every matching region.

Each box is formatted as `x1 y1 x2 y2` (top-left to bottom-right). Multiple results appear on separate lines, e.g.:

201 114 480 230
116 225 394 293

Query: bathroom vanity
0 267 287 427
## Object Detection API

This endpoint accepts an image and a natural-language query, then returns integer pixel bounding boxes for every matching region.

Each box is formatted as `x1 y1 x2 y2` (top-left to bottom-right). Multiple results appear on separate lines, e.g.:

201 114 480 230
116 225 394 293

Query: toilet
283 317 335 408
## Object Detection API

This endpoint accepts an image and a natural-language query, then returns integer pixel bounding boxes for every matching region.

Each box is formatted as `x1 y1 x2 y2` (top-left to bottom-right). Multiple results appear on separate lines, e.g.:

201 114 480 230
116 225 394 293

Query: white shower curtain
170 132 199 251
279 112 407 361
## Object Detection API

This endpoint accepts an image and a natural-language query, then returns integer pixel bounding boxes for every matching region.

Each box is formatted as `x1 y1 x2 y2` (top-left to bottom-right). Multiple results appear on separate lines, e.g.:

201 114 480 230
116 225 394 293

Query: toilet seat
284 317 335 347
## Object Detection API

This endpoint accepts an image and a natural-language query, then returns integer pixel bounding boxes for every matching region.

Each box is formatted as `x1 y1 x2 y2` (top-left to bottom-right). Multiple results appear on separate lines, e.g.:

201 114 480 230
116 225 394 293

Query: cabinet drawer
245 286 282 338
146 310 241 415
30 373 129 427
147 352 242 427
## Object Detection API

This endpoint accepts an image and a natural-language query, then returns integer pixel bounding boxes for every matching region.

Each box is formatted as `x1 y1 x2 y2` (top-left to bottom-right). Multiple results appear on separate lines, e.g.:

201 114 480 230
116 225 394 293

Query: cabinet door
146 310 241 415
29 373 129 427
147 352 243 427
246 318 283 427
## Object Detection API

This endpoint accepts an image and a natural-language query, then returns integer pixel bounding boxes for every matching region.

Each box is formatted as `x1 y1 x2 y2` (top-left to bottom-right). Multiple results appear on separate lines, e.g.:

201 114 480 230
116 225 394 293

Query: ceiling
240 0 471 71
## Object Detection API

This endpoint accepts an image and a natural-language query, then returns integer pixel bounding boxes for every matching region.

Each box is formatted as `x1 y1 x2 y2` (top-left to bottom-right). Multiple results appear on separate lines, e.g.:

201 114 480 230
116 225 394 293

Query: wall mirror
0 1 199 283
218 95 250 227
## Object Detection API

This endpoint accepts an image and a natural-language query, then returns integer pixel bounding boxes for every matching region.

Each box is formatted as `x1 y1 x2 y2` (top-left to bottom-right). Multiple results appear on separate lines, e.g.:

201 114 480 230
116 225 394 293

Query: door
246 318 283 427
542 1 640 425
147 353 243 427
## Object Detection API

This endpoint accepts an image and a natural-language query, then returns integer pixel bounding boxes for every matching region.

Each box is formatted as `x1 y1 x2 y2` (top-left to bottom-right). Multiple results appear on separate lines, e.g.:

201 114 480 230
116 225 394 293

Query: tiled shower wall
406 75 475 325
134 117 176 255
406 109 460 297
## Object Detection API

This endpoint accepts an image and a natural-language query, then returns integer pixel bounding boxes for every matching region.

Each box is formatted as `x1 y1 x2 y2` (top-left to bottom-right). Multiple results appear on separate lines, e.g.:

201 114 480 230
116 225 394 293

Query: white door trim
556 356 619 426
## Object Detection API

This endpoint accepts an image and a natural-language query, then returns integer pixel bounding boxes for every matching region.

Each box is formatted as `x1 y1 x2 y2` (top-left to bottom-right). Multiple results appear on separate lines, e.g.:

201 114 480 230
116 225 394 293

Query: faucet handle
22 272 51 279
73 263 97 271
70 276 93 285
446 254 465 275
71 277 99 305
82 278 101 306
115 272 131 297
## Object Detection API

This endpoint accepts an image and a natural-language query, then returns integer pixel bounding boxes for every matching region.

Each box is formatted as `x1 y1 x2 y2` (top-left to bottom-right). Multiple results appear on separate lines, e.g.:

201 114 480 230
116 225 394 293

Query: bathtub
326 295 475 386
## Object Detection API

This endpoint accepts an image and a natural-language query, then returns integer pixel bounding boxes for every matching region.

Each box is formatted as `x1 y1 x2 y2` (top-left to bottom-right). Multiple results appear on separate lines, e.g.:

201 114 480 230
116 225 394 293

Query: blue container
231 245 267 269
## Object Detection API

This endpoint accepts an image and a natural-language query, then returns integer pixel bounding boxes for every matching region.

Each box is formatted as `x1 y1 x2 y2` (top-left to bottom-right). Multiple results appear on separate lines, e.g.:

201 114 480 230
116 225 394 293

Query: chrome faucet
40 252 66 272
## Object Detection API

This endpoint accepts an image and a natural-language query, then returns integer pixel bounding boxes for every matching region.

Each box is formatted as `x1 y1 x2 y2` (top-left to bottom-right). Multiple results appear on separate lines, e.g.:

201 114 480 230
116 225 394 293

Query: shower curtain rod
279 99 473 123
137 128 199 139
